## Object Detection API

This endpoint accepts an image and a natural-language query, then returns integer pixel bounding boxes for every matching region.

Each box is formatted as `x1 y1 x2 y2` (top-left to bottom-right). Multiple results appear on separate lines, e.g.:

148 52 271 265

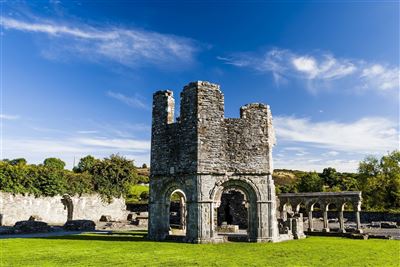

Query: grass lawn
1 231 399 266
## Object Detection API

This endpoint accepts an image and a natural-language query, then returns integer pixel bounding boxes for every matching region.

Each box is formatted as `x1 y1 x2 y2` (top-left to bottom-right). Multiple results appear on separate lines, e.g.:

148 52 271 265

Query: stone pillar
180 197 186 231
338 210 345 233
280 209 287 221
355 211 363 233
148 202 169 241
322 210 329 232
308 210 314 232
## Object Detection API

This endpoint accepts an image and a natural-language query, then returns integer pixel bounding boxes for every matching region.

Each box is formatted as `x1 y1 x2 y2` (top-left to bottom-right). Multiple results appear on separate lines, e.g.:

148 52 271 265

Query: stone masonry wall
150 81 276 175
0 192 127 226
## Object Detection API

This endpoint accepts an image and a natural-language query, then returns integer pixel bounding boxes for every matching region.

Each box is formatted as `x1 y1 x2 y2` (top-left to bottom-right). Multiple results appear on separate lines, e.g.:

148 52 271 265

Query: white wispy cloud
274 116 398 154
3 119 152 169
75 137 150 152
76 130 98 134
360 64 400 91
219 48 399 93
0 114 20 120
1 16 199 68
291 54 356 80
107 91 149 110
274 156 359 173
323 151 339 157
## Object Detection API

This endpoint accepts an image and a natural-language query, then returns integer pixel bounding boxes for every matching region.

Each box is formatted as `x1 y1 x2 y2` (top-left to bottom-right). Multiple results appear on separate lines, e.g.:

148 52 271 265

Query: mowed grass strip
1 231 399 266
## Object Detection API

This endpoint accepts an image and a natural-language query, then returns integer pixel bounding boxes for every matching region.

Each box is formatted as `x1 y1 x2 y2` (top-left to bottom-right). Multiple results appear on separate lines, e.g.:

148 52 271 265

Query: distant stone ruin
148 81 283 243
278 191 363 233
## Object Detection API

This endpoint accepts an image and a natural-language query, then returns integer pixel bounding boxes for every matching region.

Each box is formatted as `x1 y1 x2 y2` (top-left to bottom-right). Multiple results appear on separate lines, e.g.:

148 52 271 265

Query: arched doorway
217 189 248 231
211 179 260 242
169 189 187 236
307 202 320 232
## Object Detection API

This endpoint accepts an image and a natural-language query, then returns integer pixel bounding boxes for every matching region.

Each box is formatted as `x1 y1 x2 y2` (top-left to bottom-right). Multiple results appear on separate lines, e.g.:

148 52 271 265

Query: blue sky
1 1 399 172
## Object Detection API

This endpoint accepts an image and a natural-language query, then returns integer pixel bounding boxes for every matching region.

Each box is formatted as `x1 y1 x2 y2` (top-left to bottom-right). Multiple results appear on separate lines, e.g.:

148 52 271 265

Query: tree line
0 154 147 202
1 150 399 211
274 150 400 212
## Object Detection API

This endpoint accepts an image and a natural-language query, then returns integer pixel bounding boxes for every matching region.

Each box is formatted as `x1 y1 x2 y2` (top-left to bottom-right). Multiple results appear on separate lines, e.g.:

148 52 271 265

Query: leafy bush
0 154 140 202
125 184 149 203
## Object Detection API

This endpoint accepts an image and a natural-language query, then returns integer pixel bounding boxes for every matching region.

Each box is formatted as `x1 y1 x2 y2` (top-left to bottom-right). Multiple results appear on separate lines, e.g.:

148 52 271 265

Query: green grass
1 231 399 266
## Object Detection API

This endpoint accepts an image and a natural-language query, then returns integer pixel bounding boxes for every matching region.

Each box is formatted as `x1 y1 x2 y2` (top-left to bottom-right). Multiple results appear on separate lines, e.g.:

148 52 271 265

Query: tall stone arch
210 179 261 241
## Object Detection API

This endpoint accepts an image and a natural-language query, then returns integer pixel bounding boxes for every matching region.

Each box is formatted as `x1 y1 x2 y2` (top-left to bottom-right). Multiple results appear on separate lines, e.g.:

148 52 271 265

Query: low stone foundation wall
0 192 128 226
310 211 400 223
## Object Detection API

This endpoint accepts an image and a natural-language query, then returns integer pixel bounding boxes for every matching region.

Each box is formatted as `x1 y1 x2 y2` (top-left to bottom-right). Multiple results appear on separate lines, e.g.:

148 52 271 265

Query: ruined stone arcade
148 81 280 243
278 191 363 233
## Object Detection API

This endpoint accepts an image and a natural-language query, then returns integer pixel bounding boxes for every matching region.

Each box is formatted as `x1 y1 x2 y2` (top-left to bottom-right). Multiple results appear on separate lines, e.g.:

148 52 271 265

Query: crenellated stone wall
0 192 127 226
149 81 280 243
150 81 275 175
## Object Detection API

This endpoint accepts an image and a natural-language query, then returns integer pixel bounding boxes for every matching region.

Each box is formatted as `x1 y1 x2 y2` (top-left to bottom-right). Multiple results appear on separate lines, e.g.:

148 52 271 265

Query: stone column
338 210 345 233
322 209 329 232
180 197 186 231
280 209 287 221
308 210 314 232
355 211 363 233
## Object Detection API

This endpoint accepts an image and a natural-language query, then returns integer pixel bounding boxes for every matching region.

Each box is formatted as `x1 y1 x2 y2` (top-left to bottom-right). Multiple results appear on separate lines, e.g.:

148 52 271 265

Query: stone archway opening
326 203 338 232
281 203 293 221
168 189 187 237
296 202 307 215
217 189 249 232
211 180 260 242
341 202 361 233
307 202 320 232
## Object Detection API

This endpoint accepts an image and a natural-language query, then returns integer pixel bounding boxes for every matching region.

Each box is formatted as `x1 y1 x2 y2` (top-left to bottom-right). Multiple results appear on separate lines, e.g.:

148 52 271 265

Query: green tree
91 154 138 201
358 150 400 211
321 167 339 188
380 151 400 209
74 155 99 173
43 158 66 170
298 172 323 192
33 166 66 196
64 171 94 196
9 158 27 166
338 174 359 191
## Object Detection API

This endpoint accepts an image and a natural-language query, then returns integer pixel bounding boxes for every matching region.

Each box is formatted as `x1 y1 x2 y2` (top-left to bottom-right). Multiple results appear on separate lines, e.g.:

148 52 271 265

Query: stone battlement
150 81 275 176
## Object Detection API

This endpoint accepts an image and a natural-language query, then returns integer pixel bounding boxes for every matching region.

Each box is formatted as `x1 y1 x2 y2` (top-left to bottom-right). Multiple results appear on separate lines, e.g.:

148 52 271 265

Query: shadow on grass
35 230 192 244
36 231 150 242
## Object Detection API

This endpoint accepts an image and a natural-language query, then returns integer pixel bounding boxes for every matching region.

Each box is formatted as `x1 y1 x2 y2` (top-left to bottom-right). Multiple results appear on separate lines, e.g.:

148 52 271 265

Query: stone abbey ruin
1 80 397 240
149 81 287 243
148 81 373 243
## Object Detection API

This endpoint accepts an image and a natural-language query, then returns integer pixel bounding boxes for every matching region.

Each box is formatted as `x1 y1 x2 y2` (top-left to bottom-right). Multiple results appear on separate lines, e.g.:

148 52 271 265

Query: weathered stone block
217 224 239 233
63 220 96 231
13 220 50 233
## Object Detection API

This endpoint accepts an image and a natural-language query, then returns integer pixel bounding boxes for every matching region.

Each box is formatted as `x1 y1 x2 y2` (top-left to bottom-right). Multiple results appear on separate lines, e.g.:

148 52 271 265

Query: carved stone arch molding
162 182 187 203
210 177 261 201
210 178 261 241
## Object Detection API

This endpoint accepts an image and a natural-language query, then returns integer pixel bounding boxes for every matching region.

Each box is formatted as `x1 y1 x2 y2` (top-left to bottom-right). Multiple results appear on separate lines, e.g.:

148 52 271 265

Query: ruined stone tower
148 81 279 243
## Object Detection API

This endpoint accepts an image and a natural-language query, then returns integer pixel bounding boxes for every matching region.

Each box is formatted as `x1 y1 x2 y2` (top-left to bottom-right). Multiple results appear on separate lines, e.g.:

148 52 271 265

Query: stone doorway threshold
217 230 249 242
